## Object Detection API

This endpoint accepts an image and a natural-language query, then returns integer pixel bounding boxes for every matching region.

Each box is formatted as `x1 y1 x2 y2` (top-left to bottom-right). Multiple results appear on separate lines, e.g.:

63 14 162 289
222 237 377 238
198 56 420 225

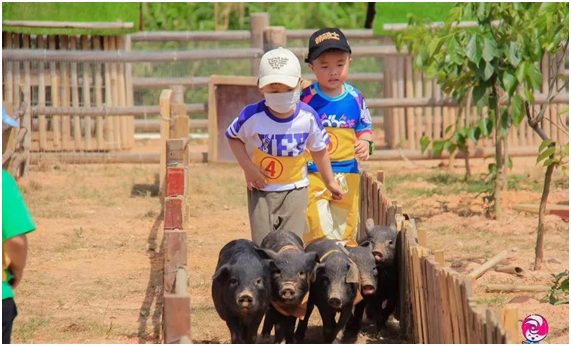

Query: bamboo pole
70 36 82 150
49 35 61 150
116 36 129 149
433 81 442 140
37 35 47 150
103 36 114 148
93 36 104 150
13 34 21 107
159 89 173 198
468 250 508 279
109 36 121 149
495 265 524 276
59 35 73 150
405 56 415 149
414 69 423 149
484 284 550 292
82 35 92 150
5 33 14 105
397 57 406 145
22 34 32 177
124 34 135 149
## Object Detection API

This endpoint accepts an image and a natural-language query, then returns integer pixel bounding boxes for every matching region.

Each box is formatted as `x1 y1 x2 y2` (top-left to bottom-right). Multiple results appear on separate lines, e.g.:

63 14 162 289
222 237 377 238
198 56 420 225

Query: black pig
259 231 318 343
212 239 274 343
295 239 361 343
361 219 399 336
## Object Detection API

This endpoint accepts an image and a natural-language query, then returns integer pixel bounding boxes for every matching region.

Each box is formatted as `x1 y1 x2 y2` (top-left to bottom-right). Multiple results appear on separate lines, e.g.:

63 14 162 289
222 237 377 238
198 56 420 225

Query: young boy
302 28 374 244
2 107 36 344
226 47 344 245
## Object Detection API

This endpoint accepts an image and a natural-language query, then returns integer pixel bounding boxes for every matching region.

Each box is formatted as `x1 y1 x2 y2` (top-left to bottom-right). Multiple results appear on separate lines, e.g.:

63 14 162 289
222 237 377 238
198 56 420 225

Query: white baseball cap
258 47 301 88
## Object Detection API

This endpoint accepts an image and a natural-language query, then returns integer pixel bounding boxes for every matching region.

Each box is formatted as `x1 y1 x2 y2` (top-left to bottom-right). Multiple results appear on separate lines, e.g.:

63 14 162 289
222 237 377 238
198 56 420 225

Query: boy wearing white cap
226 47 344 245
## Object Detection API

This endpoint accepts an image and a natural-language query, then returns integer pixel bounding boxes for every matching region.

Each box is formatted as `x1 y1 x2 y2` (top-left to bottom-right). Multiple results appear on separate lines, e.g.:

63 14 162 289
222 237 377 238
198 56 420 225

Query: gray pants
247 187 308 245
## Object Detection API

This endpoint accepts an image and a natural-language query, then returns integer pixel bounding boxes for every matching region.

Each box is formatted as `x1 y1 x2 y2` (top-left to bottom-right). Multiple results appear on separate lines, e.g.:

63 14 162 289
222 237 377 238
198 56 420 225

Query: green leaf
539 139 554 153
473 83 487 105
447 143 457 154
565 143 569 156
482 37 498 62
561 278 569 292
433 140 446 156
508 156 513 169
469 127 481 142
524 88 535 103
553 300 569 306
502 71 518 95
478 118 492 138
445 125 454 135
428 36 442 58
512 95 525 127
420 136 431 154
508 42 522 67
516 63 526 83
543 158 556 167
537 147 556 163
525 63 543 90
466 34 482 64
483 61 494 81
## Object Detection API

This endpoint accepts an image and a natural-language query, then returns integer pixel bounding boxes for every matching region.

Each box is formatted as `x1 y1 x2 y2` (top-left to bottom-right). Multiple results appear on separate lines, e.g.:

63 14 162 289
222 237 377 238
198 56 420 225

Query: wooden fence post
250 12 270 75
159 89 173 199
263 26 287 52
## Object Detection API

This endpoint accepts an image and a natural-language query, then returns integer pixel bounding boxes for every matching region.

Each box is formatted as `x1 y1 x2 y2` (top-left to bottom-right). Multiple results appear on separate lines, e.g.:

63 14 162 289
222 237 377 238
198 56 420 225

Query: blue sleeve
225 103 259 140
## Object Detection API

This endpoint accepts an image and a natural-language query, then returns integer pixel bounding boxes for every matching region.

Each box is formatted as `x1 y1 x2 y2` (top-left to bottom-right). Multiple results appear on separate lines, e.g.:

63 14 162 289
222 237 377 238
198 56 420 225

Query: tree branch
526 101 550 141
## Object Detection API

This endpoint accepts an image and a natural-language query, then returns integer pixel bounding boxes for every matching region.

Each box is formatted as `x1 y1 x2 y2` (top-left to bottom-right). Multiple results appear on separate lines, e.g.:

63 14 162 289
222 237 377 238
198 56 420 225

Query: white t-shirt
226 100 329 191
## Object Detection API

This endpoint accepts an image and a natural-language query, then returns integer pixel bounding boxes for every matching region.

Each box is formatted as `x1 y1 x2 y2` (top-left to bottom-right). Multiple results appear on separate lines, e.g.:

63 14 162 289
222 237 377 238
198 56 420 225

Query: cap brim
2 107 19 128
258 75 300 88
306 44 351 63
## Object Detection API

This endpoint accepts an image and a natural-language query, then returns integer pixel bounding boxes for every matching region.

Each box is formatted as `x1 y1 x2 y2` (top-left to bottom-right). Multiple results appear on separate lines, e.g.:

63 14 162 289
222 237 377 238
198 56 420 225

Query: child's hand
327 181 345 200
8 266 23 290
244 163 268 191
354 139 370 161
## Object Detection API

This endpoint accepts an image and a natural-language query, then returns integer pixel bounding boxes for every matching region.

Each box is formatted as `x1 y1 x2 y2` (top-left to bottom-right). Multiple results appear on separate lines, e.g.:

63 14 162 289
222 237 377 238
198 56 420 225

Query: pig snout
237 291 255 309
327 296 342 308
362 284 376 296
373 248 386 263
279 283 297 300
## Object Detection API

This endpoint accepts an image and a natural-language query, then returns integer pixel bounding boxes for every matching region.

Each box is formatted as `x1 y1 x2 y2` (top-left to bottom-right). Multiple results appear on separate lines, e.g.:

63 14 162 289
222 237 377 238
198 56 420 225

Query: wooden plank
447 272 460 343
424 73 434 140
159 89 173 198
439 270 453 344
125 35 135 149
92 36 104 150
502 307 519 343
417 248 429 343
48 36 61 150
414 69 423 148
397 57 406 145
109 36 121 149
37 35 47 150
116 35 129 149
434 81 443 140
207 79 218 161
373 181 379 225
366 174 374 221
405 56 415 149
70 36 82 150
417 228 427 247
103 36 115 149
82 35 92 150
249 13 269 75
5 33 14 104
3 20 134 30
163 230 188 294
163 294 191 344
383 57 395 148
173 116 190 139
59 35 73 150
22 34 32 176
13 34 21 107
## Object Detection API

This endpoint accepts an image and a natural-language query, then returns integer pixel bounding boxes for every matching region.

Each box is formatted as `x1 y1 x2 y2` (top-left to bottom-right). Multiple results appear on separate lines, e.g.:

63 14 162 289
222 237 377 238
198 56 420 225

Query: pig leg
294 300 314 343
244 314 264 344
332 305 353 343
344 300 366 339
226 316 243 343
317 305 337 343
261 308 275 340
283 316 297 344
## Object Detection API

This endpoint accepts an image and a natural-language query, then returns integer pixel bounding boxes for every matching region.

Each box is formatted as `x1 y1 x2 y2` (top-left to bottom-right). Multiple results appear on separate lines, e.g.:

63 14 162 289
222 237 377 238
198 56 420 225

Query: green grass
13 316 50 343
2 2 139 35
373 2 456 35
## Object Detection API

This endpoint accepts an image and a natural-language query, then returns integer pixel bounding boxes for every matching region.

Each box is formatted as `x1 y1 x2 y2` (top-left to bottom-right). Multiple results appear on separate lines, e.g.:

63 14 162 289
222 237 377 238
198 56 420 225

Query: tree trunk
364 3 376 29
534 159 555 270
491 87 503 219
464 149 472 177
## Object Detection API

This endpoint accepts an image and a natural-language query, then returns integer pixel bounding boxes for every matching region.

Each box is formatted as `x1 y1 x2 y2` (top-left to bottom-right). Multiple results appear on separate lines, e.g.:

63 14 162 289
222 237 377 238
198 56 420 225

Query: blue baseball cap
2 105 19 128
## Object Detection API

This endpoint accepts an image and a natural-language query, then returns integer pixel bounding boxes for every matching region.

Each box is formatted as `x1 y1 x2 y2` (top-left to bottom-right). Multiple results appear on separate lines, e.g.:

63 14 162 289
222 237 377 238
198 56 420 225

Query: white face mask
264 90 300 113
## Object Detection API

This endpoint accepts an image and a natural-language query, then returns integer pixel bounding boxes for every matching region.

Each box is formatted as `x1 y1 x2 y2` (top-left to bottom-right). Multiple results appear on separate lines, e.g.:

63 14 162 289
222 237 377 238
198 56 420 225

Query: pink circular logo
522 314 549 343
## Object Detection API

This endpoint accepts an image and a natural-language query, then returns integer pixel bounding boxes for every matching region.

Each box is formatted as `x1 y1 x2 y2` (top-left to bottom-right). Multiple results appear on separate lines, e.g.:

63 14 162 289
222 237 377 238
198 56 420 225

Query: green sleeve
2 170 35 242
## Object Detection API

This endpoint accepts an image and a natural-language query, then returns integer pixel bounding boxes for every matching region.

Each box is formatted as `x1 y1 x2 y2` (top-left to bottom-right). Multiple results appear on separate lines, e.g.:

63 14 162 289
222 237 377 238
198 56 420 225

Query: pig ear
360 240 373 250
304 251 319 271
212 264 230 281
365 218 375 237
311 263 325 282
255 248 277 260
346 262 360 284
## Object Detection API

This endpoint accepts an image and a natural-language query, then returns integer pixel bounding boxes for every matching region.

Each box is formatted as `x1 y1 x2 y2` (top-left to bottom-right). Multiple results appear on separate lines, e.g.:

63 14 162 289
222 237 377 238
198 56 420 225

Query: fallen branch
469 250 509 279
484 284 550 293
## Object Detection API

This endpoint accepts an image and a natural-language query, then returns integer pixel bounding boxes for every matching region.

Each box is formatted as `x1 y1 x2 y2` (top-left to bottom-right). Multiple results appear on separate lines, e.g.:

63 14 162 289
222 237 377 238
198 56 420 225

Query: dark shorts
3 298 18 344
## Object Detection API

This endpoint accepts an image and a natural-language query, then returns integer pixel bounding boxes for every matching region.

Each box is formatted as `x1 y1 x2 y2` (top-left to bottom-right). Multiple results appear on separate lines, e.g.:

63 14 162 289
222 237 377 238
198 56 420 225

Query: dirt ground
9 140 569 344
